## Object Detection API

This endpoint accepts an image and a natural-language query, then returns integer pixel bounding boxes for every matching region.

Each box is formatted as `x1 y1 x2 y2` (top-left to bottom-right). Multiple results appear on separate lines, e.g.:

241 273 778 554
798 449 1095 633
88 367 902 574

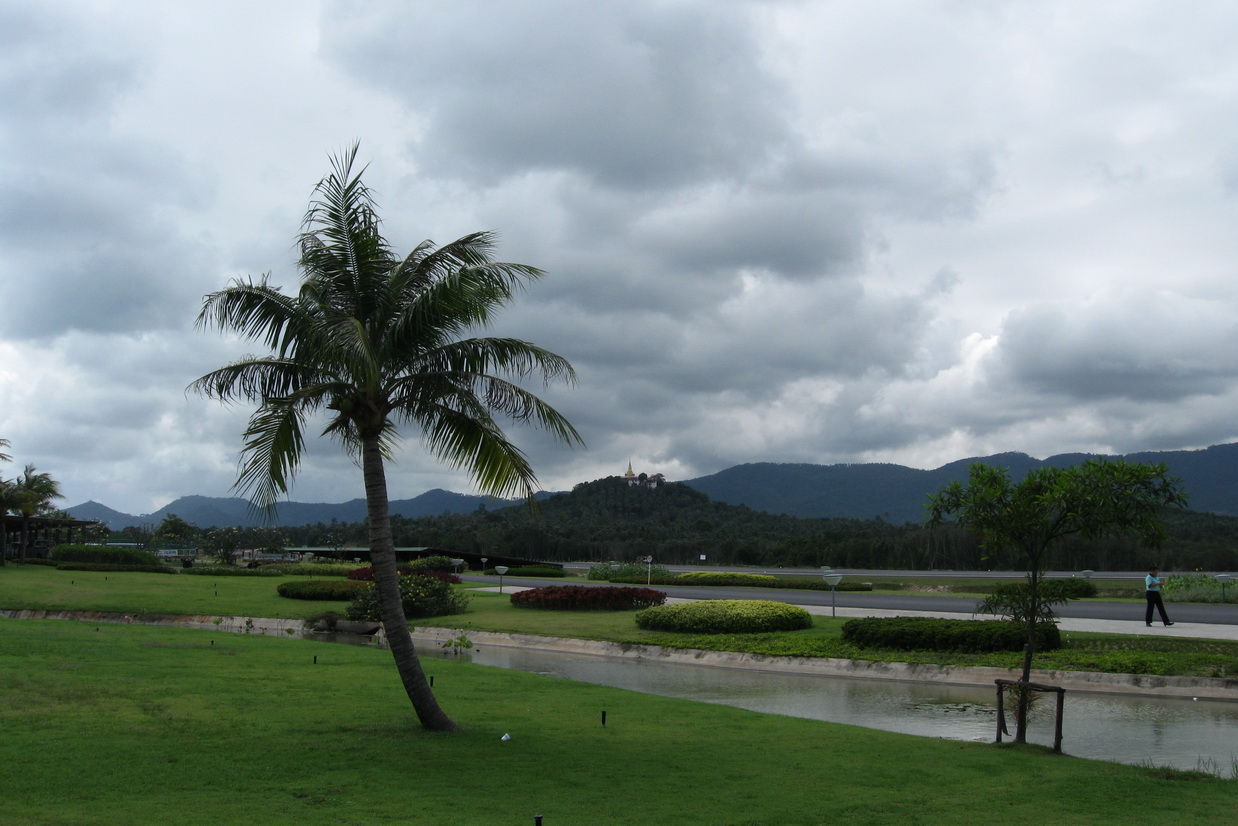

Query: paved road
470 573 1238 639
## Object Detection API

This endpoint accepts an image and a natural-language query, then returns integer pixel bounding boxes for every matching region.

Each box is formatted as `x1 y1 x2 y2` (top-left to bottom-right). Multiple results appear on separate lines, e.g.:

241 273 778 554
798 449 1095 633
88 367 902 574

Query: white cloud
4 0 1238 516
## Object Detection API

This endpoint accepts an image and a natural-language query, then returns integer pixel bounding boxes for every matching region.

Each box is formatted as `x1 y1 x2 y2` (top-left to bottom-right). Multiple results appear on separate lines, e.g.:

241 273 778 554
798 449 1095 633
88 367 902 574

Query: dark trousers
1145 590 1170 625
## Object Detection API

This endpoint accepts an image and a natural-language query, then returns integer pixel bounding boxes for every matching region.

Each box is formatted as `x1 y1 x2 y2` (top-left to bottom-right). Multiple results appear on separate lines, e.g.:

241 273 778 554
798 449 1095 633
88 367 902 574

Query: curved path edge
5 609 1237 702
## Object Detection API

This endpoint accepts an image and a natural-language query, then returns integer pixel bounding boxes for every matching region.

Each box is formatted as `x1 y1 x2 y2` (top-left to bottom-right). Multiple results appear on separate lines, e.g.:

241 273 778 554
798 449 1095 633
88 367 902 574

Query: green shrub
840 617 1061 653
51 544 161 566
345 574 469 621
635 600 813 634
1162 573 1233 603
511 586 666 610
277 579 373 601
674 572 779 587
1042 578 1098 599
53 562 175 574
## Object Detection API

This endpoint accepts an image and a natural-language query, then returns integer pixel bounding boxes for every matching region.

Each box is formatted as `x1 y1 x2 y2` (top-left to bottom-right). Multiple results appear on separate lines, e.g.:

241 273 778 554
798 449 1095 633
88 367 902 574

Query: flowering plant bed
511 585 666 611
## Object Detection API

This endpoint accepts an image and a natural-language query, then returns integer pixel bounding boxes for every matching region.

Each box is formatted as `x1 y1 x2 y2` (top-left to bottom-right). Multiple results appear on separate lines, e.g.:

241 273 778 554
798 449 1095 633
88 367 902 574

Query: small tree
926 457 1187 743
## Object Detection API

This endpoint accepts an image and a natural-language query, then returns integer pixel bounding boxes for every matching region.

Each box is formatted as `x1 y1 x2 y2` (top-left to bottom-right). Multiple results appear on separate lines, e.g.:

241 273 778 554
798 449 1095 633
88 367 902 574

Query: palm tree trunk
362 435 460 732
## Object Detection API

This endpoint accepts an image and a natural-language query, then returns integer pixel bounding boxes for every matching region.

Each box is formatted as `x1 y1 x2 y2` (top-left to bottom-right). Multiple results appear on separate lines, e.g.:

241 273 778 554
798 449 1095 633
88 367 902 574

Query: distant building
623 461 662 488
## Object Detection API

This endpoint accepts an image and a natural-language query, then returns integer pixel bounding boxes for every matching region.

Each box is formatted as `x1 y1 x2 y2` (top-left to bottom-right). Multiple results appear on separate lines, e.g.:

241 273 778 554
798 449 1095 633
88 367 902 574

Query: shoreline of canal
7 608 1237 702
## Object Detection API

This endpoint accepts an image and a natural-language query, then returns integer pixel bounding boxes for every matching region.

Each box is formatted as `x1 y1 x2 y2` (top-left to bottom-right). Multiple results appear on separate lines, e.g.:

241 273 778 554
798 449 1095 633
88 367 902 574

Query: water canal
418 640 1238 775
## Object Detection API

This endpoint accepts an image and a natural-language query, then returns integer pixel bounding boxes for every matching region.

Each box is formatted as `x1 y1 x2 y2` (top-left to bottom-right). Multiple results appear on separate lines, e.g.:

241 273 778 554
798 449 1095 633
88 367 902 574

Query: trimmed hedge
500 565 566 578
51 544 161 566
840 616 1062 653
405 555 457 575
181 566 282 577
53 562 175 574
277 579 373 601
260 563 355 577
674 572 779 587
766 578 874 593
511 585 666 611
635 600 813 634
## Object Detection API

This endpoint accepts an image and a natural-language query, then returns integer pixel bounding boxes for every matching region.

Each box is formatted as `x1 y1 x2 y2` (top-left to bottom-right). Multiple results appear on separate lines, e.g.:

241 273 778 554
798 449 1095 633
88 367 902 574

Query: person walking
1145 567 1174 627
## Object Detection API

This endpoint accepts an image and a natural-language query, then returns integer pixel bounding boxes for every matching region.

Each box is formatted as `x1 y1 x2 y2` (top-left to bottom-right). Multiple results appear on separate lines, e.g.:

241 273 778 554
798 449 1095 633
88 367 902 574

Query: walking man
1145 567 1174 627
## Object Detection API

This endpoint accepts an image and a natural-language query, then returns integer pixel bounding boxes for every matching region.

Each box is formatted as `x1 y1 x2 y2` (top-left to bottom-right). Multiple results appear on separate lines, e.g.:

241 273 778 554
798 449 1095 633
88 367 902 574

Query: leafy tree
12 464 63 562
155 513 199 548
926 458 1187 742
192 145 581 731
203 527 241 565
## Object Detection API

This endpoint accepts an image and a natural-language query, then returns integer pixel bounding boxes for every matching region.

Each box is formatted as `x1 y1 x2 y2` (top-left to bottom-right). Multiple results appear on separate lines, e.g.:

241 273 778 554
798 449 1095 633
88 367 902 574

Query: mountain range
67 443 1238 529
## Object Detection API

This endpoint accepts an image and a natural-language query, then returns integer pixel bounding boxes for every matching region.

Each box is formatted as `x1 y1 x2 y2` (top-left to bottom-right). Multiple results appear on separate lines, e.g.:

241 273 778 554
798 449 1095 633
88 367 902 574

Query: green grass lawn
0 564 344 619
1 618 1233 826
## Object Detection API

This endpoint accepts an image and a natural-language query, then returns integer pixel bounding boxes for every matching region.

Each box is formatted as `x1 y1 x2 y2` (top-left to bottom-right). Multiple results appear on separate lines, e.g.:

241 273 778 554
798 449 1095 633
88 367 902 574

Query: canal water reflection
428 642 1238 774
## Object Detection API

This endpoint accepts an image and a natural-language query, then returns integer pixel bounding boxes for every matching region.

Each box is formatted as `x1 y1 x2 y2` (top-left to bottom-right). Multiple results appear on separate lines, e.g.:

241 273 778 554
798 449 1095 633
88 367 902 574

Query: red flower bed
510 585 667 611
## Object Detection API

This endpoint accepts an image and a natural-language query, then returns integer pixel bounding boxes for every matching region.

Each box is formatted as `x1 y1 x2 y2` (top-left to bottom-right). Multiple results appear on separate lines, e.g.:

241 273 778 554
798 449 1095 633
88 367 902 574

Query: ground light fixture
495 566 509 593
1218 573 1232 603
450 558 464 574
821 568 844 618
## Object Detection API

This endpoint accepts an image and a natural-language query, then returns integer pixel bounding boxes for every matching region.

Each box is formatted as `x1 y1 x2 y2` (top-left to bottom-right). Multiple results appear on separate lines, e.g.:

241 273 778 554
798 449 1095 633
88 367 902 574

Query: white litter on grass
501 733 511 741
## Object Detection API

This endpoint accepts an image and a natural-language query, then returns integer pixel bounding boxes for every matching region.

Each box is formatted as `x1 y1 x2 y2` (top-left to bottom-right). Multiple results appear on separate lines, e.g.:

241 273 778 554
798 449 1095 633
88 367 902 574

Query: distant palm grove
112 476 1238 571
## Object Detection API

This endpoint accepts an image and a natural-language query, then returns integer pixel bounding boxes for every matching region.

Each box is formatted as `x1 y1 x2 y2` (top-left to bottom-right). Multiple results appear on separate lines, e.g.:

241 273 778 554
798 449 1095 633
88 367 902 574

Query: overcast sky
4 0 1238 516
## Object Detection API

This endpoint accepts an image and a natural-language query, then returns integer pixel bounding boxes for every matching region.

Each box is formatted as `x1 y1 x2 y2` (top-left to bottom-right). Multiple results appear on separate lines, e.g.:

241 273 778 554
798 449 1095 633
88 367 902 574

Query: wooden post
1053 688 1065 754
996 678 1065 753
995 683 1005 743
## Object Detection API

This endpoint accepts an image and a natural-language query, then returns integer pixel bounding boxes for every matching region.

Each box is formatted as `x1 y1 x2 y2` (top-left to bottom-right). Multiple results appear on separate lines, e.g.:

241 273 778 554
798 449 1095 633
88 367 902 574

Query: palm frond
234 399 308 513
417 403 539 500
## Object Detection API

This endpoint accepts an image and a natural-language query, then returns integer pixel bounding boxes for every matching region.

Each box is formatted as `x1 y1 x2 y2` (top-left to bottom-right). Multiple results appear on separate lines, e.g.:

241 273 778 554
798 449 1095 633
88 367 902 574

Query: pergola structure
2 514 103 560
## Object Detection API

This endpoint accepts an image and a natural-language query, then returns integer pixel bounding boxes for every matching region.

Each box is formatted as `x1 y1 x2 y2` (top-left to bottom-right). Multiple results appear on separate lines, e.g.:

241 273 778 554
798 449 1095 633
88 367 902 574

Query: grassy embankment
2 617 1235 826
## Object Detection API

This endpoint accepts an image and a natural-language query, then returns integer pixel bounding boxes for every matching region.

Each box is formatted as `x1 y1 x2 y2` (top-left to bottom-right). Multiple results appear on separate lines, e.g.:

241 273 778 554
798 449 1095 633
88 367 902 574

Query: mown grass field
4 564 1238 678
2 617 1235 826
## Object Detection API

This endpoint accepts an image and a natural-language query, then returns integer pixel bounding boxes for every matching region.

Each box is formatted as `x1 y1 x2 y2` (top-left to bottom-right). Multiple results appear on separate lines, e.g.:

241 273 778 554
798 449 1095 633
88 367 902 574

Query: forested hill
684 443 1238 523
392 476 916 567
387 476 1238 571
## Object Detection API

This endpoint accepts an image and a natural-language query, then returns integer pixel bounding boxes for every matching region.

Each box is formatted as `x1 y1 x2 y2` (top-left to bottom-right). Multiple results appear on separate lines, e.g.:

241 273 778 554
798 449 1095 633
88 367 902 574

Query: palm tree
192 145 582 731
13 464 64 562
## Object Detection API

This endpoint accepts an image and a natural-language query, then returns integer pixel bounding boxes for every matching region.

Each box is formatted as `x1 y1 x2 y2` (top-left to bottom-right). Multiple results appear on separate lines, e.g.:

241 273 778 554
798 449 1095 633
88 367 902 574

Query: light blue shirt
1145 574 1162 592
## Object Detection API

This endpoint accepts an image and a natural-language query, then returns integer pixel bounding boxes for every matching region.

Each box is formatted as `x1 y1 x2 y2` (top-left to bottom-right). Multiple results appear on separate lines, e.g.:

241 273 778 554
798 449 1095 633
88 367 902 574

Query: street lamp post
1218 574 1232 603
495 566 509 594
821 567 843 618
